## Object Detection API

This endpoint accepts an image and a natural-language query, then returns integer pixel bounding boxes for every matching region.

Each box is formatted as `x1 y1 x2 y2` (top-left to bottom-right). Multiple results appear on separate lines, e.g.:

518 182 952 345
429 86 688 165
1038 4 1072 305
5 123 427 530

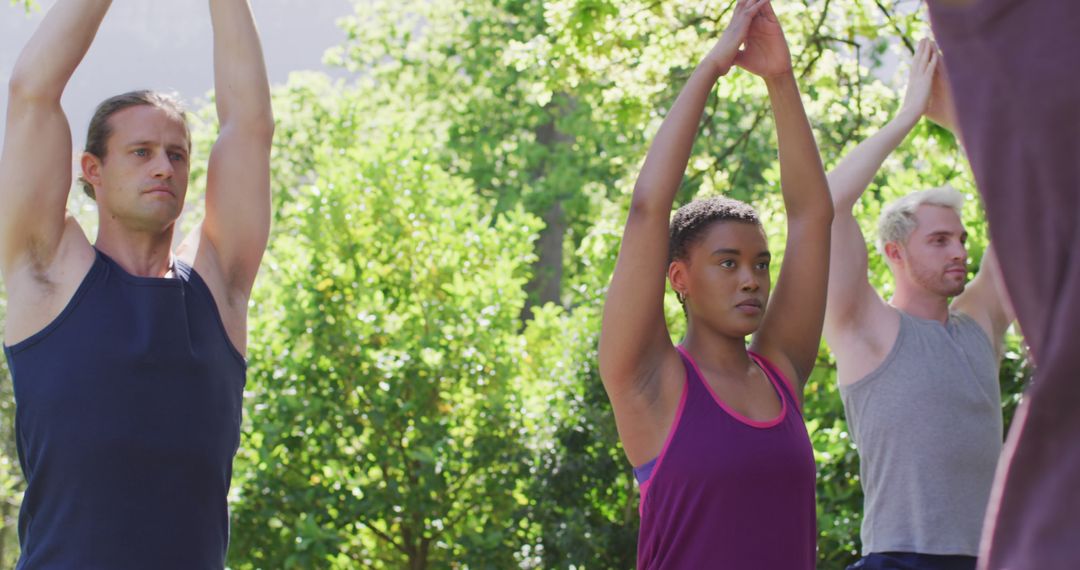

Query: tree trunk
522 107 573 320
408 538 429 570
523 200 565 319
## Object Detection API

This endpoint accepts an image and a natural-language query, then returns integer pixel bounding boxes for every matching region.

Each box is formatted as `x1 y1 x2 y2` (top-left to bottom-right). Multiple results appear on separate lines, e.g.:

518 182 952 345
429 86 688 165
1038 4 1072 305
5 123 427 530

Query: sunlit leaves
227 82 542 568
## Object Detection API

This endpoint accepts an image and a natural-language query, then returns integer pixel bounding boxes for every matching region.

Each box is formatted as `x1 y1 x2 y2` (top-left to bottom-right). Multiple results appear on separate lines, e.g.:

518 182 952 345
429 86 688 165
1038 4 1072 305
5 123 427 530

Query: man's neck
95 221 177 278
890 284 951 324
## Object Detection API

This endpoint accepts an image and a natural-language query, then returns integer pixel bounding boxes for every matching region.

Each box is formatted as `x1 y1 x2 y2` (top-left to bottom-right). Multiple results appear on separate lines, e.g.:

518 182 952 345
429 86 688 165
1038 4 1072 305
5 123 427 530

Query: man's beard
911 260 967 298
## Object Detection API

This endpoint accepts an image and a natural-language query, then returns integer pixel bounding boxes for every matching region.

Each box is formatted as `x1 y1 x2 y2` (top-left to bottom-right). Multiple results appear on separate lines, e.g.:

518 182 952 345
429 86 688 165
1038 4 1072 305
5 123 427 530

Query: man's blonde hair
876 185 965 254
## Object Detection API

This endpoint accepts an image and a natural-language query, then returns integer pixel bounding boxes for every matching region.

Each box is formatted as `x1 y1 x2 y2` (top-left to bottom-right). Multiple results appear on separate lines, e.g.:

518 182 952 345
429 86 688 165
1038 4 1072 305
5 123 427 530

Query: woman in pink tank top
597 1 832 568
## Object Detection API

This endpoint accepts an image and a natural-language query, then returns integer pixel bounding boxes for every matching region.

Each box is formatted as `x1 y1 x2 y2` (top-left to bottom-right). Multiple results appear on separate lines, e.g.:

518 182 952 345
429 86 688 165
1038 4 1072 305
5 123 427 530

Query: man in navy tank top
823 40 1015 570
0 1 272 568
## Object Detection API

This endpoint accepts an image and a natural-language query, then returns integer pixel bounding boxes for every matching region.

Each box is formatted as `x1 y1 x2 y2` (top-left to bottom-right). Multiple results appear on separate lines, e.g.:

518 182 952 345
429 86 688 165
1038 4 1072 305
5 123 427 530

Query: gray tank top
840 310 1002 556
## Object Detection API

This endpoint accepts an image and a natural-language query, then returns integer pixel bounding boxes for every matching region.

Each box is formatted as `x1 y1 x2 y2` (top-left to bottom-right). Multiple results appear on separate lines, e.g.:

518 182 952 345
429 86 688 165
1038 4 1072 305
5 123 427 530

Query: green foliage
225 91 543 567
0 285 21 568
522 303 638 569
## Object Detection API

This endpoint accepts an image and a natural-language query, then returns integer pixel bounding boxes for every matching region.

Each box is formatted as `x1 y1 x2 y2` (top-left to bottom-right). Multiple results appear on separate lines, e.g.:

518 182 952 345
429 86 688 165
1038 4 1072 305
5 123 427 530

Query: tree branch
356 519 410 556
874 0 916 53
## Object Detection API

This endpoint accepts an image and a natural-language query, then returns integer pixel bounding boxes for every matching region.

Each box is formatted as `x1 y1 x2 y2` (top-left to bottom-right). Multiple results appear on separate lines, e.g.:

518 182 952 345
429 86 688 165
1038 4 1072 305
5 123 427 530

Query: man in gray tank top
824 40 1015 570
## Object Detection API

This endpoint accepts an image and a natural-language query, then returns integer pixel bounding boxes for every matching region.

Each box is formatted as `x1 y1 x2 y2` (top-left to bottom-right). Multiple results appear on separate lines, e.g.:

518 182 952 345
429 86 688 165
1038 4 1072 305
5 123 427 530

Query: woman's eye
756 262 770 270
720 260 735 268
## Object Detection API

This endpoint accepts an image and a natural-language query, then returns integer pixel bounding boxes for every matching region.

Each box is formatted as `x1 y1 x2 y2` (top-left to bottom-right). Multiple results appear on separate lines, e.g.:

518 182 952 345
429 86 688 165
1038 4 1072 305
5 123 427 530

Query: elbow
7 66 33 98
815 186 836 223
789 202 834 236
824 175 860 214
7 68 59 106
245 104 276 139
799 196 835 225
627 183 667 221
830 194 852 213
597 333 627 385
597 351 628 391
226 109 276 145
252 111 276 143
597 335 614 380
820 199 836 224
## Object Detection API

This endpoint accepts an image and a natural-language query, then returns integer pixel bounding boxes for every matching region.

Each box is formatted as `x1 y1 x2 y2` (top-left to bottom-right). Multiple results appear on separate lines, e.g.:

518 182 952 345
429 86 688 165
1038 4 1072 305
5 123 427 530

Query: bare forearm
9 0 111 102
827 112 919 211
210 0 273 133
765 72 831 222
631 64 721 214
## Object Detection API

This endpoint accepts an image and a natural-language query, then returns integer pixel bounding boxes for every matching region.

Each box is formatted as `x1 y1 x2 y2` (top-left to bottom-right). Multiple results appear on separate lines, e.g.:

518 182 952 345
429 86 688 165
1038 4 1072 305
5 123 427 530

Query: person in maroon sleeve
926 0 1080 568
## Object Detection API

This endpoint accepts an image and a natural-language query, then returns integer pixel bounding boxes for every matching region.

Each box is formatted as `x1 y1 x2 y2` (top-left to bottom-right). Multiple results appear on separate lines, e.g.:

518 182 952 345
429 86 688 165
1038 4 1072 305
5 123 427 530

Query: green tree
0 285 22 568
327 0 930 313
223 85 543 568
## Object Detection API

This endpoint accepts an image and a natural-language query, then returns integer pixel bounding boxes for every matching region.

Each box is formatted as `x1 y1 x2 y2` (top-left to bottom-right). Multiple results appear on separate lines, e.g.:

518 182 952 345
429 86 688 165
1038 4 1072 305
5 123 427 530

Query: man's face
898 204 968 298
88 105 190 232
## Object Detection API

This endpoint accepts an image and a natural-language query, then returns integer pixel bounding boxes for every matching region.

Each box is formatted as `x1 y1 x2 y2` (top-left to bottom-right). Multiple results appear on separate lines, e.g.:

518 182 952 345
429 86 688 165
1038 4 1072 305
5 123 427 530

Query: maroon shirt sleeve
928 0 1080 567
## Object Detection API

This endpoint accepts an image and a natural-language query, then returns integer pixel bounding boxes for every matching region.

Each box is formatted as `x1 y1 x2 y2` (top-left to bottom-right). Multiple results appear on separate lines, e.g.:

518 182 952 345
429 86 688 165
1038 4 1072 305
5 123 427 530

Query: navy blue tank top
3 249 246 569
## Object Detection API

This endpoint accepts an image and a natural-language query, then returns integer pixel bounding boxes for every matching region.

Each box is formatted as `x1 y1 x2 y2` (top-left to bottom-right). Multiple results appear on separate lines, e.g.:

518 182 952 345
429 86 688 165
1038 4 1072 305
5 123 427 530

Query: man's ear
884 241 904 265
80 152 103 189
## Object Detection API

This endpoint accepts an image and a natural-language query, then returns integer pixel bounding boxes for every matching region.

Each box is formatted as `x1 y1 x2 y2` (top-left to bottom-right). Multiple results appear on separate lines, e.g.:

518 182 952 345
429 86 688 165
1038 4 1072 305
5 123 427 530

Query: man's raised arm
823 39 939 343
0 0 111 276
198 0 274 298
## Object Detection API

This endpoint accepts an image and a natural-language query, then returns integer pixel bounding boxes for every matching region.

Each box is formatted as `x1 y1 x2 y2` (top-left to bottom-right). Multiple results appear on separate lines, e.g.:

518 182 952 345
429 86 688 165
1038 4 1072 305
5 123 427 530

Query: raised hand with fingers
733 1 792 78
925 43 958 133
703 0 772 78
898 38 939 123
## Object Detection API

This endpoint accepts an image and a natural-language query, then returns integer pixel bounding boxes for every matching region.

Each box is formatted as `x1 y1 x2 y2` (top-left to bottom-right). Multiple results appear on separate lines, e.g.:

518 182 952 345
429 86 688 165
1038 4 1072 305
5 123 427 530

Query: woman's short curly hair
668 196 761 264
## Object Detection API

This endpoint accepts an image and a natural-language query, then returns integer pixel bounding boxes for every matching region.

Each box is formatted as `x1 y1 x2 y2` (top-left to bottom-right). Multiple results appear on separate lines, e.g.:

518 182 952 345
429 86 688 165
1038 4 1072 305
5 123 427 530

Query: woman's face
669 221 772 338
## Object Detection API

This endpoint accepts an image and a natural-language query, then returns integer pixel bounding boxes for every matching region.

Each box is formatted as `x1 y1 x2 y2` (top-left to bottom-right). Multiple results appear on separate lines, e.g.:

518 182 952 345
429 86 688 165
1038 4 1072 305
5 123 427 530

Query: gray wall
0 0 357 152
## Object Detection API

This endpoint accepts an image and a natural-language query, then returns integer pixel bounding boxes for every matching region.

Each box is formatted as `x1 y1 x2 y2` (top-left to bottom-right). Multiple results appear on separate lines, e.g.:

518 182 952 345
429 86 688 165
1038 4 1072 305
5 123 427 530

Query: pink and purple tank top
634 346 817 569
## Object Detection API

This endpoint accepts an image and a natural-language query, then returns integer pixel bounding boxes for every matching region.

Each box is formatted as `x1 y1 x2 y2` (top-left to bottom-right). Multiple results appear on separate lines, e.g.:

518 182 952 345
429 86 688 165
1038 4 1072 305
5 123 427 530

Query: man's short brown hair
78 90 190 199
